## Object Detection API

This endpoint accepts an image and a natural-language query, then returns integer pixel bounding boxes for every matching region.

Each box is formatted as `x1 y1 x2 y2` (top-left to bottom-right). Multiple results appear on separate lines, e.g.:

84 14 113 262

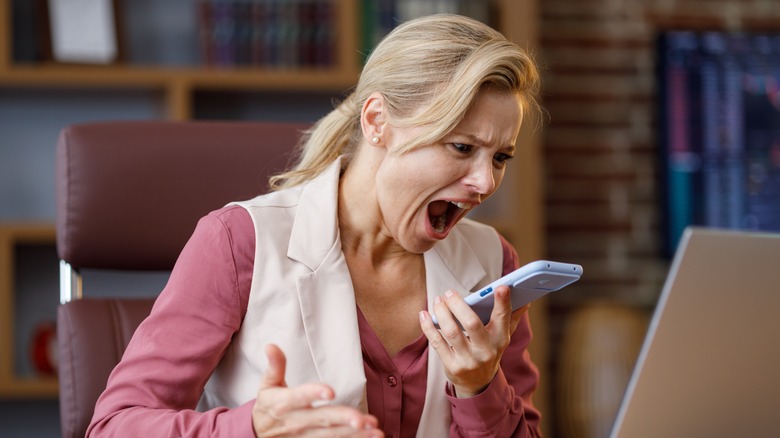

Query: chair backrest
55 120 306 438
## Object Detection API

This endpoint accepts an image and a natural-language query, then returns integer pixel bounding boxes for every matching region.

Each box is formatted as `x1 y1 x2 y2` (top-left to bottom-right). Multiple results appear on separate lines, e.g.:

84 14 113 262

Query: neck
338 154 410 268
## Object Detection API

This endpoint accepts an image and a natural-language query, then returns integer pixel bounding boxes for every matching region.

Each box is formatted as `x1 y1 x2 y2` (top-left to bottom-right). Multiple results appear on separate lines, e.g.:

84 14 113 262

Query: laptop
610 227 780 438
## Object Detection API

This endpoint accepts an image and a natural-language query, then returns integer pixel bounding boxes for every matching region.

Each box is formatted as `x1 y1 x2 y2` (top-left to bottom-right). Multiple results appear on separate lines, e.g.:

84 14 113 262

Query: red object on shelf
30 321 57 376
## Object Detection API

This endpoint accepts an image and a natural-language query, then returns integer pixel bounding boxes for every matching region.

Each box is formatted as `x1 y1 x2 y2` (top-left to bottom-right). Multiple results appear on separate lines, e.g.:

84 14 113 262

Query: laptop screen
610 227 780 437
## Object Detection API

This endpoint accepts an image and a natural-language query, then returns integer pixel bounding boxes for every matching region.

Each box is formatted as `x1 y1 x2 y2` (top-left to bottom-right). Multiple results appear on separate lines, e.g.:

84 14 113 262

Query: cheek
381 155 434 194
486 167 507 197
495 167 506 186
375 164 420 221
378 162 413 197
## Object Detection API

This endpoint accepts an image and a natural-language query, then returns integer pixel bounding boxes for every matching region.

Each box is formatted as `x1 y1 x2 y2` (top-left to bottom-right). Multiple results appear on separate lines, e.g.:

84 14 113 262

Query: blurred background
1 0 779 437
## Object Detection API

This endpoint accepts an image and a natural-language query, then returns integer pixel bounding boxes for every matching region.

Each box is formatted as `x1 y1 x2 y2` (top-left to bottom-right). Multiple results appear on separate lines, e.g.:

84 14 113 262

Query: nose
463 159 497 195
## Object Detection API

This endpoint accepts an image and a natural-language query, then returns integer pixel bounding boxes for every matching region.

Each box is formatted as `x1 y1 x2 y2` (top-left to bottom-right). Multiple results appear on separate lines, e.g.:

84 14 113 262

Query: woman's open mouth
427 200 474 235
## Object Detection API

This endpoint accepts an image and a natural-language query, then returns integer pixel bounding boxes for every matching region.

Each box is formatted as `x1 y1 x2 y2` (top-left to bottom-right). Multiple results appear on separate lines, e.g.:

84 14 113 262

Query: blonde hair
269 13 540 190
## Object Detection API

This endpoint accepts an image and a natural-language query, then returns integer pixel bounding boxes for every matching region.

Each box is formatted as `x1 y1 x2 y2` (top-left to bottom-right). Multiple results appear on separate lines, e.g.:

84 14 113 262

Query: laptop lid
610 227 780 438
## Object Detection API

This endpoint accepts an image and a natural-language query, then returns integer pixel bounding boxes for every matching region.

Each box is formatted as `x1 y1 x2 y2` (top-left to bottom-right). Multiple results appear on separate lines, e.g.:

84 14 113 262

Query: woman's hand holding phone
419 285 529 398
432 260 582 327
252 344 384 437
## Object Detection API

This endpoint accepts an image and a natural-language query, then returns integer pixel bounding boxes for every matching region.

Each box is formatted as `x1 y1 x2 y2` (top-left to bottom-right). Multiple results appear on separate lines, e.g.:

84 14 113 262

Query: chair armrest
57 298 155 438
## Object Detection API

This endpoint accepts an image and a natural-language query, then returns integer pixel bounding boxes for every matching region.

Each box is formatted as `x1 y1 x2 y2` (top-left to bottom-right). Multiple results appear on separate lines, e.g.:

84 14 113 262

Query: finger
294 418 384 438
266 383 333 413
260 344 288 389
431 294 471 350
258 345 336 411
269 406 379 436
303 425 384 438
487 285 513 330
430 294 454 331
443 290 484 331
419 309 454 362
253 383 340 437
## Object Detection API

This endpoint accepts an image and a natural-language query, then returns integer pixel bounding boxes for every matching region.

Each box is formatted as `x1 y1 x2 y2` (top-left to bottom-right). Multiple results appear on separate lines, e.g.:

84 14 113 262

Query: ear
360 92 386 147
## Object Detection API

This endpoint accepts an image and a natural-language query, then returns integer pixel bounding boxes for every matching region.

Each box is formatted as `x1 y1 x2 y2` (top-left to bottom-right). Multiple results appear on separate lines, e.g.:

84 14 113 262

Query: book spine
235 0 253 66
250 0 268 66
213 0 236 67
197 0 216 66
314 0 334 67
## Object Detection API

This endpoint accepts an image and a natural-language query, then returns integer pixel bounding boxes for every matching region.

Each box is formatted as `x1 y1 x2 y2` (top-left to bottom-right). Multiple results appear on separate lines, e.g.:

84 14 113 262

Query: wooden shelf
0 64 358 91
0 0 9 71
0 376 58 399
0 223 58 399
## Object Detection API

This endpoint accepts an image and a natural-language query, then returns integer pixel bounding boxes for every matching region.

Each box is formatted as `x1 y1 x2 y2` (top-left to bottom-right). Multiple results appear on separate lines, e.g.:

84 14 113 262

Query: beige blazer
199 159 504 436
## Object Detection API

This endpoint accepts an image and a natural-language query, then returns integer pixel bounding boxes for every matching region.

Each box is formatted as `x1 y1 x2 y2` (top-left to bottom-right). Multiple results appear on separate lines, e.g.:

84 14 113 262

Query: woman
88 14 542 438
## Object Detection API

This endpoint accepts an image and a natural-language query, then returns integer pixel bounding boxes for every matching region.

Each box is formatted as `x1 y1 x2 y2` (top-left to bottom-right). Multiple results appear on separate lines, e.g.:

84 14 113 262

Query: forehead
451 89 523 145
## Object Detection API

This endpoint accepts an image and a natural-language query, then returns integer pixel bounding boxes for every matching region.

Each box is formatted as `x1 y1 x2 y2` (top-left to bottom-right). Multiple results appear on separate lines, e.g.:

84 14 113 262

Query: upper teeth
451 201 473 210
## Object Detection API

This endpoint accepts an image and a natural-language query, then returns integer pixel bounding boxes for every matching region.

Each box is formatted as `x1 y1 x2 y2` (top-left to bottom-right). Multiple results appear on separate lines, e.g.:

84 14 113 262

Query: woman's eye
494 153 513 164
451 143 472 153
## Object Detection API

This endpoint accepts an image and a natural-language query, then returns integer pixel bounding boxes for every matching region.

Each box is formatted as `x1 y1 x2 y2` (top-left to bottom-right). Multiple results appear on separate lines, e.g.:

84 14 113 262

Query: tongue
428 200 449 216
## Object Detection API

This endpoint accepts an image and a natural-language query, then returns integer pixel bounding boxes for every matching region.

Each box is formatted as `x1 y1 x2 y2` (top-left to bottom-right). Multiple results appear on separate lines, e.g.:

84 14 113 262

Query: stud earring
371 137 379 144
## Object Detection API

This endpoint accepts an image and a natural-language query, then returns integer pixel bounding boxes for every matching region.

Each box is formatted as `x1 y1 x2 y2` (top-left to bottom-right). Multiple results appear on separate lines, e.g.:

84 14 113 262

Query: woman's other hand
252 344 384 437
419 285 528 398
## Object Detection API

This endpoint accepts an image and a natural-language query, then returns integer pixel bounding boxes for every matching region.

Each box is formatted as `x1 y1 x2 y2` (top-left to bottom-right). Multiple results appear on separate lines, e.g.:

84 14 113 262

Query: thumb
260 343 287 389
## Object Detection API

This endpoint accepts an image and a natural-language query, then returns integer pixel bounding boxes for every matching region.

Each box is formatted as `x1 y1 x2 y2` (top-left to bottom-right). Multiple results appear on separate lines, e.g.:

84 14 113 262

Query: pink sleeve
447 233 543 437
87 206 257 438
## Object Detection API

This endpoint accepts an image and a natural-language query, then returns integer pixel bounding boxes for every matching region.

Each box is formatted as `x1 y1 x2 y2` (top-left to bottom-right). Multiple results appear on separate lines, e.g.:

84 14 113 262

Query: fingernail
445 290 455 299
419 311 426 321
434 295 442 305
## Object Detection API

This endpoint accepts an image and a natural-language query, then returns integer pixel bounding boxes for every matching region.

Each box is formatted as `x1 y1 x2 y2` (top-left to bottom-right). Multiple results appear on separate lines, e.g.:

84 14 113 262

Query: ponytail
269 95 360 190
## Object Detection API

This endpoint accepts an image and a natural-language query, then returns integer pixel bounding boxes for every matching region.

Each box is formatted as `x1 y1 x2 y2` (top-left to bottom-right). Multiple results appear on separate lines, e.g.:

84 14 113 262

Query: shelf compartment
0 223 58 399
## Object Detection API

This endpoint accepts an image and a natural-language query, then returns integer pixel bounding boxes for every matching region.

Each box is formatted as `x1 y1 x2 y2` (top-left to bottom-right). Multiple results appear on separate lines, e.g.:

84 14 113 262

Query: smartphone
431 260 582 326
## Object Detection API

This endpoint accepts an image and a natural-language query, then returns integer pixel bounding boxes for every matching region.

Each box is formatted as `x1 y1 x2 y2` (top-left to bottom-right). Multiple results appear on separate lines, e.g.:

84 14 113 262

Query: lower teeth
434 215 446 233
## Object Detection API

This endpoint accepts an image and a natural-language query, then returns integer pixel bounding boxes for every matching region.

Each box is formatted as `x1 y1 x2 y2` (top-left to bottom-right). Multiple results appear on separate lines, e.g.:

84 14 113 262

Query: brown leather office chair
55 120 306 438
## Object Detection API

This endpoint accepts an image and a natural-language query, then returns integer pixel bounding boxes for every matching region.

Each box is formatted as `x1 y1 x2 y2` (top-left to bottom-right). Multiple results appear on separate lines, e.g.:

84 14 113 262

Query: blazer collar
426 222 490 297
287 158 343 270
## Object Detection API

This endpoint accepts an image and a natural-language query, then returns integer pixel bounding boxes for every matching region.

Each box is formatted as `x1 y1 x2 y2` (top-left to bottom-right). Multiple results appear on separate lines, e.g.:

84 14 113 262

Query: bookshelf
0 1 546 428
0 0 360 120
0 223 57 398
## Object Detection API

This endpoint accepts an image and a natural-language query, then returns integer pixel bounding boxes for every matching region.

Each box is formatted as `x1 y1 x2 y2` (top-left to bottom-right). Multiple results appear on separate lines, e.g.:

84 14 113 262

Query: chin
412 226 448 252
400 241 434 255
401 232 439 254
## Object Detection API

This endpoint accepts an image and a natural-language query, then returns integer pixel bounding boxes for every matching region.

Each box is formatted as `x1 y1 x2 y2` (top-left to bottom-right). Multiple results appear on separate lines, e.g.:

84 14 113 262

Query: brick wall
538 1 780 435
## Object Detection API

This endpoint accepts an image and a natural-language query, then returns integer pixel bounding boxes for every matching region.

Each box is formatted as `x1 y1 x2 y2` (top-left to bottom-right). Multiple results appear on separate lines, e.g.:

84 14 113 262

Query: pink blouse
88 205 542 437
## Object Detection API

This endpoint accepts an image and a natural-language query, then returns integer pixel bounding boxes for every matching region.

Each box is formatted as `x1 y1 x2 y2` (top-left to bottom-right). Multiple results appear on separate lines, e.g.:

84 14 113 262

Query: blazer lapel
426 226 490 299
287 159 368 410
287 159 341 271
417 228 492 436
296 248 367 410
